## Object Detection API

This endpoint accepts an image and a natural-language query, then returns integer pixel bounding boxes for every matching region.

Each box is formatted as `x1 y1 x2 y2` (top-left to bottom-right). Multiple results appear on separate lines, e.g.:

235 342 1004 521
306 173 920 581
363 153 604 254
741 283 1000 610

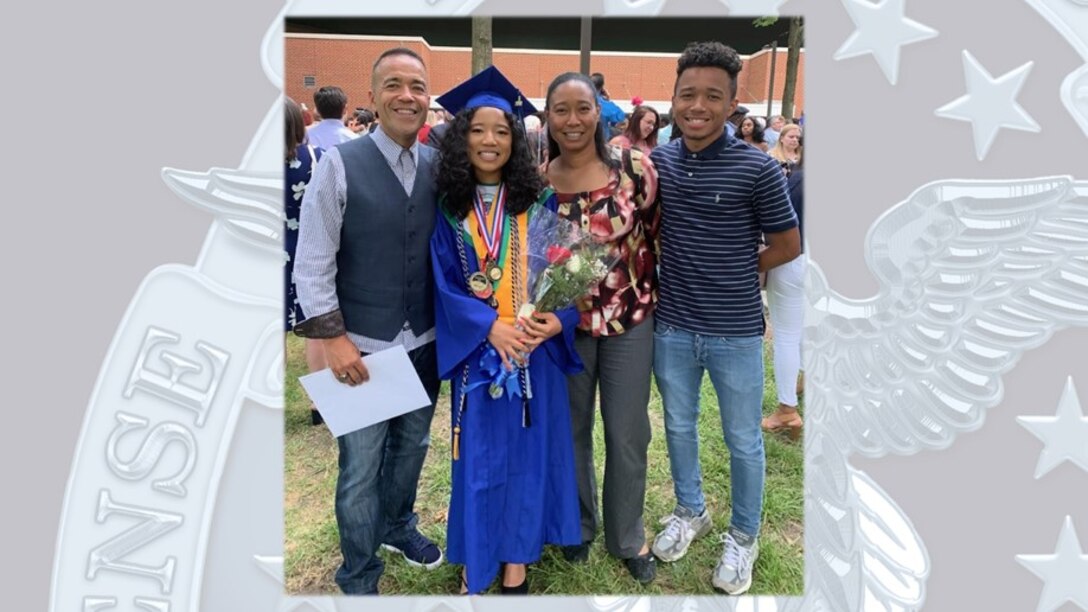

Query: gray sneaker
651 507 712 562
712 531 759 594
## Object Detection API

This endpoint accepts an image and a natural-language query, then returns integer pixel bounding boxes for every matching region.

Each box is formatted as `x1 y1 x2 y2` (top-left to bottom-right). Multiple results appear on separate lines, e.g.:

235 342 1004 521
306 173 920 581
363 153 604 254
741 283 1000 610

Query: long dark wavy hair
544 72 619 169
739 115 766 144
436 106 543 219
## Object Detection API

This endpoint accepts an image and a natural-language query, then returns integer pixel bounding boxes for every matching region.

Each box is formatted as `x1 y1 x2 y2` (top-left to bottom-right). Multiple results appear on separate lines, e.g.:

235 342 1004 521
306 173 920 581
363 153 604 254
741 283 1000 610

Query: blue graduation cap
436 65 538 119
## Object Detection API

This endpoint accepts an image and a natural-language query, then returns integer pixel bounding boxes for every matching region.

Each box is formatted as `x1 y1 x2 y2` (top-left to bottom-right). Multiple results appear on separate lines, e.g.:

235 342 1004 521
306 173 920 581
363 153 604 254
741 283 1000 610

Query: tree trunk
781 16 802 121
579 17 592 75
471 17 493 76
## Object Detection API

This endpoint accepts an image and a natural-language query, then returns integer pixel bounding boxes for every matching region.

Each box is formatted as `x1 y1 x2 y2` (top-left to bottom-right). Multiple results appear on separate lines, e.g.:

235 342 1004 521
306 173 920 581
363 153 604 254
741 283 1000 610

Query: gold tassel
452 426 461 461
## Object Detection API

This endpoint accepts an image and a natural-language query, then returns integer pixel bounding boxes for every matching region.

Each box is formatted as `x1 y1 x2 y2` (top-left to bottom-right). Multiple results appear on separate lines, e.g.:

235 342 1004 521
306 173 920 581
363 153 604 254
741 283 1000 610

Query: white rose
517 303 536 321
565 255 583 274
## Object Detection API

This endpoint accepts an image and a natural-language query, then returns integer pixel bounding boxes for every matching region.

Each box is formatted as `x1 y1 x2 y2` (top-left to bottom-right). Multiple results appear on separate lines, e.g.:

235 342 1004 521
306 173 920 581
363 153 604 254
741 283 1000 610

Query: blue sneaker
382 530 444 570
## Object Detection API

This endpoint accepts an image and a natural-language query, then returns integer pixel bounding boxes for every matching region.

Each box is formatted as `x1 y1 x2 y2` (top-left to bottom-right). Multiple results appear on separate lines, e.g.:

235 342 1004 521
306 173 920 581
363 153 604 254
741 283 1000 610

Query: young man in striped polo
648 41 801 594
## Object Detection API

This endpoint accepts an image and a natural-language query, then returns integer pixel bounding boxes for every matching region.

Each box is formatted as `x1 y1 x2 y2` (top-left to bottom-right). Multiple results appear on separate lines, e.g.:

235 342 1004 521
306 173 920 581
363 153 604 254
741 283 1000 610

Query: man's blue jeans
333 342 440 594
653 322 765 538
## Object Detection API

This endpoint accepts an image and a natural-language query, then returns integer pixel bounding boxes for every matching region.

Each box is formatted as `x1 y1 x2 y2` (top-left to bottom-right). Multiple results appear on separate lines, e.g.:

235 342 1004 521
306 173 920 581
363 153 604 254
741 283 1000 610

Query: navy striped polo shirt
650 131 798 337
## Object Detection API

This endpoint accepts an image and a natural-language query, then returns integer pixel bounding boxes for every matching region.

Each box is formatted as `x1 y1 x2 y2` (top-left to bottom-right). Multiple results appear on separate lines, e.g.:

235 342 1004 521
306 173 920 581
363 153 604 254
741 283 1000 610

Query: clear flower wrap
481 202 619 406
516 203 621 320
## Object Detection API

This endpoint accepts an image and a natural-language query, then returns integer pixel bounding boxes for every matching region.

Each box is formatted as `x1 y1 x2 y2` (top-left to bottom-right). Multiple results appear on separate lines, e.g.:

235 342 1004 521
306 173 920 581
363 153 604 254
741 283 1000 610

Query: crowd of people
285 40 805 596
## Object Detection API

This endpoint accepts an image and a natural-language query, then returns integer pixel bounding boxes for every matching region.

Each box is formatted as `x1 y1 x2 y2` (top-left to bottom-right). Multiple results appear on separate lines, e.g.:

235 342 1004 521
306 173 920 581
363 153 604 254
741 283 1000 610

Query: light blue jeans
653 321 765 538
333 342 439 594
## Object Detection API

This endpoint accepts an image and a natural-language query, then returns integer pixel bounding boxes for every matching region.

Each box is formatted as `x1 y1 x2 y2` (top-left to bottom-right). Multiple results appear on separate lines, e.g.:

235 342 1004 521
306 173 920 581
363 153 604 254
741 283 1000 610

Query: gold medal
468 272 491 298
486 260 503 282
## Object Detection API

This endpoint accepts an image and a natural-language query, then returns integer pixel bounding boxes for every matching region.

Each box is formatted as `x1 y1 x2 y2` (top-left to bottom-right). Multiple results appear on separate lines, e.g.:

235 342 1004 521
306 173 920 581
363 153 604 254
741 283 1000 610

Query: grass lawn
284 333 803 595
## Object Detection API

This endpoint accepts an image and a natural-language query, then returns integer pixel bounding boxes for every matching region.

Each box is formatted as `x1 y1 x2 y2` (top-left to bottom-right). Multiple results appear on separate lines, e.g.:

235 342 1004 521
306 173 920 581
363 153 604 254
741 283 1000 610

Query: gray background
5 0 1087 610
1 0 276 606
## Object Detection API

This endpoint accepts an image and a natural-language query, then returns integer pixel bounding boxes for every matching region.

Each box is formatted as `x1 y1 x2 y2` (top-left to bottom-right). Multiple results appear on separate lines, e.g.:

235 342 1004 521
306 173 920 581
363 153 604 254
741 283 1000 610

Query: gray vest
335 136 436 341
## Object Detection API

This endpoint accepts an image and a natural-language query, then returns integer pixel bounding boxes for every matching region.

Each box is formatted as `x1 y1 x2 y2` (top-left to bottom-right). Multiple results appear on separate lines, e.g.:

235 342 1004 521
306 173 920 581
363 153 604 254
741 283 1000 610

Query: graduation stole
445 188 547 461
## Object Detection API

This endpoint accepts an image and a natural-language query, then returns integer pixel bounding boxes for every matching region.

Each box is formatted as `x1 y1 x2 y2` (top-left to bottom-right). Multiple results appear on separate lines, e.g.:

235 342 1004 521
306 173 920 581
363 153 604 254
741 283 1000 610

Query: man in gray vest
293 47 441 595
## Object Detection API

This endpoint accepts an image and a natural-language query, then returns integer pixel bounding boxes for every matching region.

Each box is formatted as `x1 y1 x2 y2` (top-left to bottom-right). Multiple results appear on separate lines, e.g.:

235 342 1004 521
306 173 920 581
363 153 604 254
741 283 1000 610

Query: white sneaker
712 531 759 594
651 507 712 562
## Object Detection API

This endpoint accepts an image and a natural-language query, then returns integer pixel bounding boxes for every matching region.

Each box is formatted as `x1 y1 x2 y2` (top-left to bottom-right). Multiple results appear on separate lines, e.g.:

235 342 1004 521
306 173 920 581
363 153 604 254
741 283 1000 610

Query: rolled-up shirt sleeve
294 146 347 324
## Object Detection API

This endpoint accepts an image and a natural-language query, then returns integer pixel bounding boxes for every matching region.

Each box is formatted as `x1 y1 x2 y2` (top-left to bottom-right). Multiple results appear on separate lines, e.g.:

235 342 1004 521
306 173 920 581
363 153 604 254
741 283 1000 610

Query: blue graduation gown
431 196 583 594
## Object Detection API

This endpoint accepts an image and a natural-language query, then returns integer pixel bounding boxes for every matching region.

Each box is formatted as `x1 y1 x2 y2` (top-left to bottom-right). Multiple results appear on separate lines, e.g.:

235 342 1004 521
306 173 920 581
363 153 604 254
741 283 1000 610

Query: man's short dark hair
675 41 742 99
313 86 348 120
371 47 427 89
353 108 375 125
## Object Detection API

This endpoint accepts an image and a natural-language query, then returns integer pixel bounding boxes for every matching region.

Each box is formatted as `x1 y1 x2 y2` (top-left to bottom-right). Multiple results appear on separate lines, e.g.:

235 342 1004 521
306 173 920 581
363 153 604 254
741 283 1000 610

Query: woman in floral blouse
284 96 326 424
541 72 660 584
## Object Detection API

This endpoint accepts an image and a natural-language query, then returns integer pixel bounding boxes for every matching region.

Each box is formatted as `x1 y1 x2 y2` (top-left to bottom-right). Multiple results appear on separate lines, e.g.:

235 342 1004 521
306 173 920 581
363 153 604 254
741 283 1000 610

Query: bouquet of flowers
517 204 620 321
482 203 619 408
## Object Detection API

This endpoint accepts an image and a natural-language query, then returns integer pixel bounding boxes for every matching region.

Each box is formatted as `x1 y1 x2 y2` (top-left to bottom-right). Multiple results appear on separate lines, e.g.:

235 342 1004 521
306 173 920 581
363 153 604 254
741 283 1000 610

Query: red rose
546 245 572 264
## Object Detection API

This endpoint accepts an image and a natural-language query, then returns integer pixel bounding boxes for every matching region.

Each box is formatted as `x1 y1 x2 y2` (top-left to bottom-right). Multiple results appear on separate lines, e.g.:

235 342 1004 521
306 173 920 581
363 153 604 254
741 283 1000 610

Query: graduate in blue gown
431 66 583 595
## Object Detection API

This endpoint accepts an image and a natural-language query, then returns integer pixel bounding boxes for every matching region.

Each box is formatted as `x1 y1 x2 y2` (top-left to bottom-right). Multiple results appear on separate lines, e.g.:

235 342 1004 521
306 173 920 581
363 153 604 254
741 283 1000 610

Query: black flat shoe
499 563 529 594
500 578 529 594
625 551 657 584
561 541 591 563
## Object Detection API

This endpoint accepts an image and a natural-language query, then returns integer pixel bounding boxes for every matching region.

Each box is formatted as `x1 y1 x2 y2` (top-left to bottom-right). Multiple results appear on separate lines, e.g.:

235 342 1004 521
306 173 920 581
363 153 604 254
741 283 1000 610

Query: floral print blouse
285 143 321 331
546 145 659 336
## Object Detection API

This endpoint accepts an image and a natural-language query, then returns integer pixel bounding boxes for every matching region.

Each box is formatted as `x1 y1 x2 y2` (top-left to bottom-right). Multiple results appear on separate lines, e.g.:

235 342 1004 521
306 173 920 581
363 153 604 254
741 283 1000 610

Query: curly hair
739 115 766 144
543 72 619 170
675 41 743 99
436 107 543 220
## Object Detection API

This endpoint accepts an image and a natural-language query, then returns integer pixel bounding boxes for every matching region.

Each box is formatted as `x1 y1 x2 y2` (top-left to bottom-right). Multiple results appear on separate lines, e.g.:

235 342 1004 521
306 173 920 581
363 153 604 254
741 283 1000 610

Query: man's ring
338 373 349 380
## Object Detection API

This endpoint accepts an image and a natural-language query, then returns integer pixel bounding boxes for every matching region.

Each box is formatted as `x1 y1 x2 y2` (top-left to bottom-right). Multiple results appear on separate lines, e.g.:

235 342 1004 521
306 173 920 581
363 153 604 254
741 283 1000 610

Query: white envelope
298 345 432 438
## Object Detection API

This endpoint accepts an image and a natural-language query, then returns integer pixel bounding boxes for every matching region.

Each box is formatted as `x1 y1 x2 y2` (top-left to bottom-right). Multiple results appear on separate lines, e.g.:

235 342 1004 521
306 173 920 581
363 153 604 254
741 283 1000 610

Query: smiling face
672 66 737 152
466 106 512 184
369 53 429 148
546 79 600 156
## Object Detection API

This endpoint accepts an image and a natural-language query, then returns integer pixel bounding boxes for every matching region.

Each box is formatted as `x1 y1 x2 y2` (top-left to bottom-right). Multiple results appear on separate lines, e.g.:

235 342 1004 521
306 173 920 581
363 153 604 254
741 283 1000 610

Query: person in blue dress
430 66 583 595
285 96 322 332
284 96 327 425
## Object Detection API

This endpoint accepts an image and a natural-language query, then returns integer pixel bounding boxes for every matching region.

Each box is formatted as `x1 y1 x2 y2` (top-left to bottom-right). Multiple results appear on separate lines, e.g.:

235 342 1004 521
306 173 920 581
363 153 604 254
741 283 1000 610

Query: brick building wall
285 34 805 118
741 49 807 117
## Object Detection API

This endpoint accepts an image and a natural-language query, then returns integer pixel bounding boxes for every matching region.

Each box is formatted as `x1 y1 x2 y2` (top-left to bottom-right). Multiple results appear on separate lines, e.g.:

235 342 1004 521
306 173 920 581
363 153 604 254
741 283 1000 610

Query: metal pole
580 17 592 75
766 40 777 119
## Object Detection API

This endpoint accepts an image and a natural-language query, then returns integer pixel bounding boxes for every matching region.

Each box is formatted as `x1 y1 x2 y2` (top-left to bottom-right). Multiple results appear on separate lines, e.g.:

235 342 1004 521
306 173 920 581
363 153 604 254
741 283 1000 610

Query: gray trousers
567 313 653 559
